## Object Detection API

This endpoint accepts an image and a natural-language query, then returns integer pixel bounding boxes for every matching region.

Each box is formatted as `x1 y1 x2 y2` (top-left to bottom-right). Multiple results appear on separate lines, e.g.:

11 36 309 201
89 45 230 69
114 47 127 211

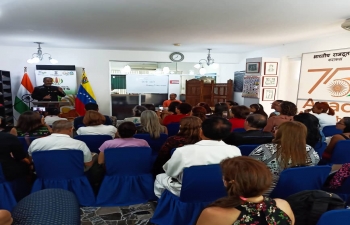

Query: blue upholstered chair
233 128 246 132
167 123 180 137
17 136 37 153
322 125 342 137
96 147 156 206
74 135 112 153
328 176 350 205
329 140 350 164
316 209 350 225
238 144 259 156
12 189 80 225
151 164 227 225
270 166 331 199
134 133 168 158
314 142 327 158
0 165 17 211
31 150 95 206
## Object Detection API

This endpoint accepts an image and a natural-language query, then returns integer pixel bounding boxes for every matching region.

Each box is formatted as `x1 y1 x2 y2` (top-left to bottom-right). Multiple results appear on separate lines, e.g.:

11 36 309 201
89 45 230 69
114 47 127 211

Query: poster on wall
35 70 77 112
297 48 350 120
242 76 260 98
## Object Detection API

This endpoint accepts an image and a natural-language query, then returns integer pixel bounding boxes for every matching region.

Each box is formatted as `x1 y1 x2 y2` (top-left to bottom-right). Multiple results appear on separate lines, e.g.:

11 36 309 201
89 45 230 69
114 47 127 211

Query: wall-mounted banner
297 48 350 120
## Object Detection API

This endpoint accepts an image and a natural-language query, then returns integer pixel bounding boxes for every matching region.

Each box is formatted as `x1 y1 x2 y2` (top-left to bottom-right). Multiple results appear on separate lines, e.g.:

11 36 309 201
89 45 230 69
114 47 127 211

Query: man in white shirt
154 117 241 198
44 107 67 126
28 120 93 167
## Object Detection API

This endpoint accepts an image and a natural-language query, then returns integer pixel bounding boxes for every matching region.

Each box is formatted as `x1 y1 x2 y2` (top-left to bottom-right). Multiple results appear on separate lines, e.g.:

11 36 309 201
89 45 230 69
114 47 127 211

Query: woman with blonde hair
197 156 294 225
250 121 320 194
136 110 168 138
153 116 202 176
77 110 117 138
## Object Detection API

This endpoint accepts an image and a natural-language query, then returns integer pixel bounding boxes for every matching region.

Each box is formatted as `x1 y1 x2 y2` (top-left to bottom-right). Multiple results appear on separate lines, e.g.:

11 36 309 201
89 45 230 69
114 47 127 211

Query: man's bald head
245 114 267 129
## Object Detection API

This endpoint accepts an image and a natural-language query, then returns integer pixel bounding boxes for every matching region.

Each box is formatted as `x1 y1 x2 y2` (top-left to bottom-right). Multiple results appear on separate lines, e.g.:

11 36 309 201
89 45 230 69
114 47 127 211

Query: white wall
238 32 350 105
0 46 239 116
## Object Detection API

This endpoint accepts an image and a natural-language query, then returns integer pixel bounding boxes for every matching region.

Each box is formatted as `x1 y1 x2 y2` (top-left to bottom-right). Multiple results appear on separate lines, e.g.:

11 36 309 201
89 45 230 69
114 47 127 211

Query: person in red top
229 105 250 131
162 103 192 126
162 93 182 108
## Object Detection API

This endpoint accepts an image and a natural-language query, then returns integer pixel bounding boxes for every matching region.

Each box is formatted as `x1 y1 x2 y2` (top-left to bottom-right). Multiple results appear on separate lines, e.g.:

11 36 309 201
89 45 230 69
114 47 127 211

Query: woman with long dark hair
211 103 229 118
196 156 294 225
250 103 268 118
293 113 323 148
10 111 51 137
263 101 297 133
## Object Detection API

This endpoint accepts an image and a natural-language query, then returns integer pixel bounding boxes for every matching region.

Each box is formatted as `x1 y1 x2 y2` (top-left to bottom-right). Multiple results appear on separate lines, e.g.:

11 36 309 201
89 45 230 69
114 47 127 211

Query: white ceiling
0 0 349 53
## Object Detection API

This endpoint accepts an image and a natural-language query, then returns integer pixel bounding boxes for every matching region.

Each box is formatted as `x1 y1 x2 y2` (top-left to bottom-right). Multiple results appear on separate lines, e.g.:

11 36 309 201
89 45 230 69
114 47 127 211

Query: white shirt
313 113 337 130
44 116 67 126
28 133 92 163
76 124 117 138
163 140 241 182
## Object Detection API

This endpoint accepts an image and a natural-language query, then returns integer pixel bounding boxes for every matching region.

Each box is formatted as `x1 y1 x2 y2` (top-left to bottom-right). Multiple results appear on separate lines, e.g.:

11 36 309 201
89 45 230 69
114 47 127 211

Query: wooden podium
32 101 70 108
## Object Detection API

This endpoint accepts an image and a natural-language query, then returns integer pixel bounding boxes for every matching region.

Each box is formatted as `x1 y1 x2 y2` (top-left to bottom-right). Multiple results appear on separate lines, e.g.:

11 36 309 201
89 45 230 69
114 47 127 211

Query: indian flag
14 72 34 114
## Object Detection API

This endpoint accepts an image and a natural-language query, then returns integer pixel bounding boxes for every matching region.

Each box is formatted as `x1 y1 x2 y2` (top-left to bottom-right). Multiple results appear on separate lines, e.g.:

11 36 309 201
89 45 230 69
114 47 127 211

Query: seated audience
310 102 336 130
162 103 192 126
197 102 212 115
229 105 250 131
44 107 67 126
226 100 238 110
10 111 51 137
73 103 112 130
269 100 283 118
154 117 241 198
162 93 181 107
210 102 229 118
0 210 12 225
196 156 294 225
250 103 268 118
153 116 202 176
263 101 297 133
98 122 149 164
250 121 320 194
224 114 274 146
77 110 118 138
321 117 350 161
327 163 350 189
167 101 181 115
143 104 156 112
28 120 93 167
136 110 168 137
191 106 207 122
293 113 323 148
124 105 147 124
0 132 31 181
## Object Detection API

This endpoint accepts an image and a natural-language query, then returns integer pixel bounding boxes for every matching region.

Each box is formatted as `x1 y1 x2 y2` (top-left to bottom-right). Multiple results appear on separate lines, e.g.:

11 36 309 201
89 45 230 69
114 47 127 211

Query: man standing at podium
32 77 66 101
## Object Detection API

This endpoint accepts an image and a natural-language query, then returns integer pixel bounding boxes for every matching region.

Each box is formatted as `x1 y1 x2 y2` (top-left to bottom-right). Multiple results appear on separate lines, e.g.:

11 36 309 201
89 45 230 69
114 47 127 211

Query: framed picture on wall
262 76 278 87
262 88 276 101
246 62 260 73
264 62 278 75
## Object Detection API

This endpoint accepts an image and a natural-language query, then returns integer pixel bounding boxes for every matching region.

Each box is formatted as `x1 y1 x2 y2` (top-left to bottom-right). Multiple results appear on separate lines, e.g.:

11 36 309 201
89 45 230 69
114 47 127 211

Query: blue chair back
170 148 176 156
12 189 80 225
238 144 259 156
74 135 112 153
233 128 245 132
96 147 155 206
270 166 331 199
316 209 350 225
17 136 37 153
330 140 350 164
133 133 168 155
0 164 17 211
167 123 180 137
31 150 95 206
314 142 327 157
322 125 342 137
180 164 226 202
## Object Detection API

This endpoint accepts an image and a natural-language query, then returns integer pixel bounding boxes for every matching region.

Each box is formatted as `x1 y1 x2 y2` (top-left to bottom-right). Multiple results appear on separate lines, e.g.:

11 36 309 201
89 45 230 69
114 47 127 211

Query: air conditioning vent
130 64 158 70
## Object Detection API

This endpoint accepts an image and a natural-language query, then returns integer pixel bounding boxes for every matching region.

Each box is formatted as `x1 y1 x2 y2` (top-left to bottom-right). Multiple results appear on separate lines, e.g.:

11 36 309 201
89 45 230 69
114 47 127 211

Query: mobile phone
159 107 164 110
32 107 46 112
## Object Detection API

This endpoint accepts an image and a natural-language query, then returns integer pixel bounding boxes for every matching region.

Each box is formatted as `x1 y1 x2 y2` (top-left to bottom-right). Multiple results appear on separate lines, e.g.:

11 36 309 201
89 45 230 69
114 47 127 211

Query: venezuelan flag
75 70 96 116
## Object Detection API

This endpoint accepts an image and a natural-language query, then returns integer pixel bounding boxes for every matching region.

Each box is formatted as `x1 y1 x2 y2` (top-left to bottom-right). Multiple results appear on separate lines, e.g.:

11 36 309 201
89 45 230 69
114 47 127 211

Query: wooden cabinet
0 70 14 126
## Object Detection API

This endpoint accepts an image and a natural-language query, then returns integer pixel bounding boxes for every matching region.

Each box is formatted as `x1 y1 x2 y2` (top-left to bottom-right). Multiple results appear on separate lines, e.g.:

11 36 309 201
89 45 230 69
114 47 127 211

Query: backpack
286 190 345 225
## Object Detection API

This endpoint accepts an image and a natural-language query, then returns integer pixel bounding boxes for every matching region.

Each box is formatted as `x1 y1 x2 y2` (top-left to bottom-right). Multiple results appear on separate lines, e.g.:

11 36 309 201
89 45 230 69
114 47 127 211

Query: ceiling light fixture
27 42 58 64
194 49 219 74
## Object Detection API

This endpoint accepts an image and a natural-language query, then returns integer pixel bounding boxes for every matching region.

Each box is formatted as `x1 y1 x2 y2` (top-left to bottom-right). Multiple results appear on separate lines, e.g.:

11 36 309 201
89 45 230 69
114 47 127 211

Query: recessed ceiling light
173 43 181 46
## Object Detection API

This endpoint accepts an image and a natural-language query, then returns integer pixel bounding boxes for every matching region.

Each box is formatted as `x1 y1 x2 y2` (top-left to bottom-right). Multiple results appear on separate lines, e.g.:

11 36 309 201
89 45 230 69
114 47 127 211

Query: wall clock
169 52 184 62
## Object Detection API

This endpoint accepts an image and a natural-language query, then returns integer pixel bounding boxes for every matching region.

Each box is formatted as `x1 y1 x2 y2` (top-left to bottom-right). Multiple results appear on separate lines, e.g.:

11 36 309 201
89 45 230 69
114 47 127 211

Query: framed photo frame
262 88 276 101
246 62 260 73
264 62 278 75
262 76 278 87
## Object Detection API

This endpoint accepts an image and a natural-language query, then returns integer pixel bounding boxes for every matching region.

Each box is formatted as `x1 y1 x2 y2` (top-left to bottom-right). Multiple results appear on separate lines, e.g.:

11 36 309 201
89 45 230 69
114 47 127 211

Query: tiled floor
80 202 155 225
